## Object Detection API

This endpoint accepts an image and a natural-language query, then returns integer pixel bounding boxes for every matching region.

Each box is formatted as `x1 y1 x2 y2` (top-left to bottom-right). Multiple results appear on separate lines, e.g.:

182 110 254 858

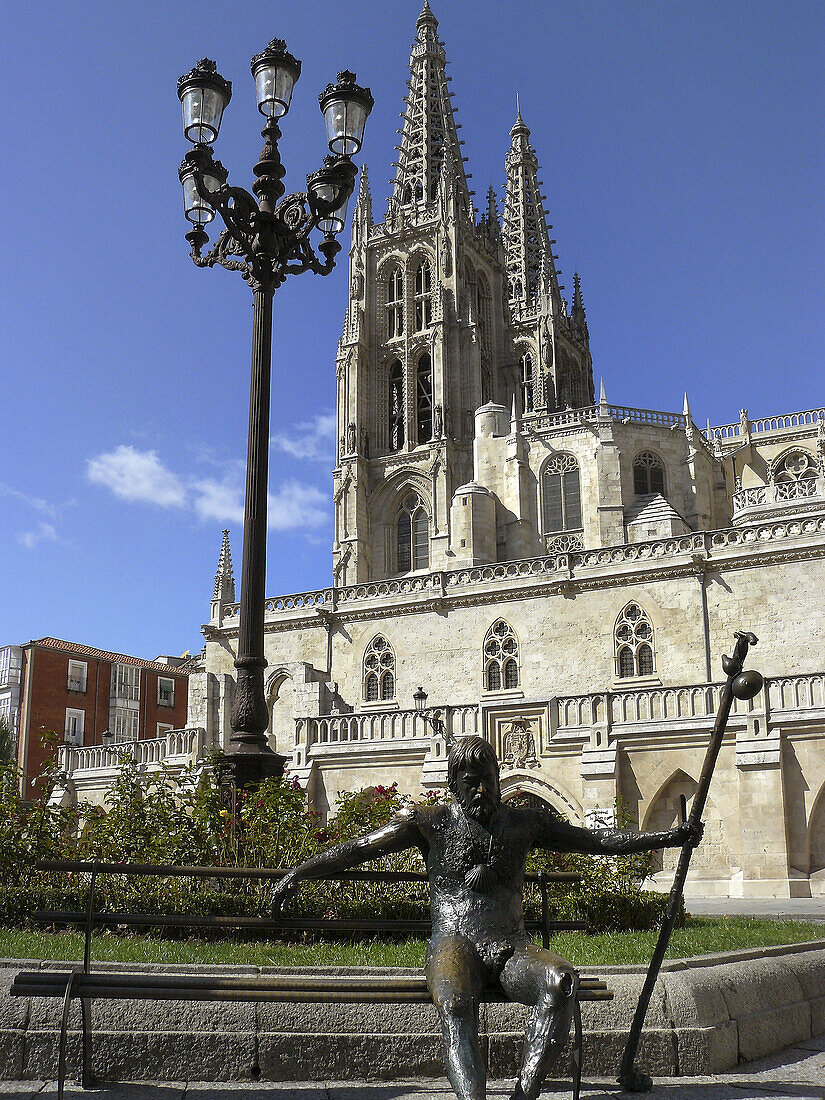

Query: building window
476 275 493 362
483 619 520 692
543 453 582 533
614 602 656 679
397 491 428 573
157 722 174 737
414 261 432 330
773 450 818 501
520 351 534 414
389 359 404 452
113 663 140 701
363 635 396 702
633 451 666 496
112 707 139 742
67 660 87 693
416 354 433 444
158 677 175 707
65 708 85 744
387 265 404 338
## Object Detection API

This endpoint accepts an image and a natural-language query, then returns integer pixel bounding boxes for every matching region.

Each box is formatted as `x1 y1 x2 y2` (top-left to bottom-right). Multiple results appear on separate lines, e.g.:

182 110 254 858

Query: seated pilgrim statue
271 735 699 1100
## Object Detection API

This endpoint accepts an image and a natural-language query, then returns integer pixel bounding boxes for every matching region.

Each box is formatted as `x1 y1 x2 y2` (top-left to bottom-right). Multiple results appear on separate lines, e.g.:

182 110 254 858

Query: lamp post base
221 747 288 790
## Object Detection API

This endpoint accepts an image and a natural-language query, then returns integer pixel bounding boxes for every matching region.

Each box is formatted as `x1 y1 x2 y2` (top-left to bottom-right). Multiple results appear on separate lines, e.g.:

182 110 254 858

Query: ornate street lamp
413 687 447 739
177 42 372 789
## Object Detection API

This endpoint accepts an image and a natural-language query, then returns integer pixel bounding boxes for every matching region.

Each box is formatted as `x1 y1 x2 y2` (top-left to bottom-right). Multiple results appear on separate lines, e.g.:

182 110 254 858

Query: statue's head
447 736 500 826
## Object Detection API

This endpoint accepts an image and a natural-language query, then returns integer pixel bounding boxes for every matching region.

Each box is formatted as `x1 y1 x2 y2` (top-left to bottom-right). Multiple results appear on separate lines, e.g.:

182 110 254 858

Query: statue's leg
425 934 486 1100
499 942 579 1100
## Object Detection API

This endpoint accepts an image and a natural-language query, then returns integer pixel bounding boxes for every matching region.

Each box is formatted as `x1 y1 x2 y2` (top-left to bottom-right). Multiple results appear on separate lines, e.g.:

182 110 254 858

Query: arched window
387 266 404 338
614 602 656 679
484 619 520 692
416 354 433 444
397 491 428 573
520 351 534 414
363 635 396 702
633 452 666 496
773 450 818 500
542 454 582 533
476 276 493 362
388 360 404 451
414 261 432 330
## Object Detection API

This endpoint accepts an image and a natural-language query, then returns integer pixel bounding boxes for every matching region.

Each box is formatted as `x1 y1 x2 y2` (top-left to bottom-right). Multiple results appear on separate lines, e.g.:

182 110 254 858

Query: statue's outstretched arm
535 811 701 857
270 812 421 911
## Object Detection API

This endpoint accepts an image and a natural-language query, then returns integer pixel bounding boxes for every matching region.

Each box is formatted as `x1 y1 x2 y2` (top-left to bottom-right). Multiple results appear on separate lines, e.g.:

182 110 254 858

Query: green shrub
0 741 673 936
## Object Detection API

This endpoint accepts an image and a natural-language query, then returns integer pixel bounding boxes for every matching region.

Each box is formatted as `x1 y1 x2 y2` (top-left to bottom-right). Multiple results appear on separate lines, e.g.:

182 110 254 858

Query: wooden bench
11 859 613 1100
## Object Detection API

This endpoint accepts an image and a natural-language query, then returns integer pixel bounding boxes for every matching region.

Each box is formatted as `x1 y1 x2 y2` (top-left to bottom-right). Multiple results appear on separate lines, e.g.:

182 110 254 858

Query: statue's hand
674 821 703 848
270 871 299 916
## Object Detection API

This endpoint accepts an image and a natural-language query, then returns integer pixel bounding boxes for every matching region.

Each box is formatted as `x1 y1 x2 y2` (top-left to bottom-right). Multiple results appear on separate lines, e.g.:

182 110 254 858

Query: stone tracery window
414 260 432 330
520 350 534 414
542 453 582 534
633 451 666 496
387 265 404 338
484 619 520 691
614 602 655 679
388 360 404 451
476 275 493 362
416 354 433 444
397 491 428 573
363 635 396 702
773 450 818 500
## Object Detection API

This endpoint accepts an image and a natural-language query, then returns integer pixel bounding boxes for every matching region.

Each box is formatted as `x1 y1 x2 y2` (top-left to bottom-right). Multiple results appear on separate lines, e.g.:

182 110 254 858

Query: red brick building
11 638 190 793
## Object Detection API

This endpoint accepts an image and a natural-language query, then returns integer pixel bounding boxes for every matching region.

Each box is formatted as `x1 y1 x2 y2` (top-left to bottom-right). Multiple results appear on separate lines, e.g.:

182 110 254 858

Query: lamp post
177 44 373 789
413 687 448 741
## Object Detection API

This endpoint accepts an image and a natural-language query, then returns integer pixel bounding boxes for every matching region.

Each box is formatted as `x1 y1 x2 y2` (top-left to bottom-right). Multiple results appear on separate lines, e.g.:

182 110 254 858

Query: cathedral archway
499 772 583 824
266 667 294 757
642 769 731 877
808 781 825 875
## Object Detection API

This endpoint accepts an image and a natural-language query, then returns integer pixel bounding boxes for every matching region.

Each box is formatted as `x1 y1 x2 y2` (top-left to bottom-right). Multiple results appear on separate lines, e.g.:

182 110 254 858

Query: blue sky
2 0 823 660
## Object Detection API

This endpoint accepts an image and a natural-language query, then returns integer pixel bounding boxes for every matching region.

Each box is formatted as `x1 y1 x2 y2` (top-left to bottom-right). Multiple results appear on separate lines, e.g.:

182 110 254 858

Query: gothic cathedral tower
332 3 593 585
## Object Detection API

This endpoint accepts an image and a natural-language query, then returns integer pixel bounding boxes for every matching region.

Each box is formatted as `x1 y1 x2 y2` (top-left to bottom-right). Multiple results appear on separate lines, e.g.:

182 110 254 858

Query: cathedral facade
191 5 825 899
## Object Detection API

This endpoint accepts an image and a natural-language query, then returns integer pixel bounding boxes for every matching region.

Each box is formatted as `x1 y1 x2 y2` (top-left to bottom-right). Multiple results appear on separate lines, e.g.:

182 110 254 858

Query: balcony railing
55 728 204 778
705 406 825 443
296 704 481 750
732 477 822 517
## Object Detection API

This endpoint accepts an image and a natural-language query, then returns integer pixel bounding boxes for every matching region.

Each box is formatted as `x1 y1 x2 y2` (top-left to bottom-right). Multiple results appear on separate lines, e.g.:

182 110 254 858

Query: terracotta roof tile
29 638 190 677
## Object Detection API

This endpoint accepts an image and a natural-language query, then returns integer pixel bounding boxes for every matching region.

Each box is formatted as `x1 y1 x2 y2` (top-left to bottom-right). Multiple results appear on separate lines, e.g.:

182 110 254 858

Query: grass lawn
1 917 823 969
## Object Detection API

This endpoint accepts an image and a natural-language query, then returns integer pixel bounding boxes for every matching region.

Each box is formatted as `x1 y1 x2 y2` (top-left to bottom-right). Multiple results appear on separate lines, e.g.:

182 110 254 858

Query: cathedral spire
503 107 559 307
355 164 372 227
571 272 587 333
212 529 236 603
392 4 472 215
481 184 501 246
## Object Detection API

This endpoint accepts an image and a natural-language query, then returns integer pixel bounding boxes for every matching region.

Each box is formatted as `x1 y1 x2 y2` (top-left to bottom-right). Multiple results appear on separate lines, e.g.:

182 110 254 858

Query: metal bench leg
58 971 80 1100
80 996 94 1088
571 993 583 1100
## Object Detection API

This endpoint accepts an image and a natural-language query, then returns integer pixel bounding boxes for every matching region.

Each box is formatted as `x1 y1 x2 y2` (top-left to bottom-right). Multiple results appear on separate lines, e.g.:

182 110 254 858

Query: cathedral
189 4 825 899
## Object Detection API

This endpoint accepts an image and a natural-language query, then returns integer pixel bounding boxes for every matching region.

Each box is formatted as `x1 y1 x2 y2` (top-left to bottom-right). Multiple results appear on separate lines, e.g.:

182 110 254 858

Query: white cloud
18 522 58 549
88 445 330 534
86 446 187 507
0 483 58 518
268 481 328 530
192 479 245 525
271 412 336 462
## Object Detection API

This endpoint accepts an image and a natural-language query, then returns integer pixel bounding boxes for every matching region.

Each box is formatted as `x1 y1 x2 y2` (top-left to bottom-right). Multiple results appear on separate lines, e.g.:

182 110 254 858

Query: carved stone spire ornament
392 1 473 216
503 107 559 308
213 529 236 603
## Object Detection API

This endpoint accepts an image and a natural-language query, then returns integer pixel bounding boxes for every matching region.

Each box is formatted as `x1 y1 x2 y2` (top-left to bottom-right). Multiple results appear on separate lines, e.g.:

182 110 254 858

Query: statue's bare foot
618 1066 653 1092
509 1081 526 1100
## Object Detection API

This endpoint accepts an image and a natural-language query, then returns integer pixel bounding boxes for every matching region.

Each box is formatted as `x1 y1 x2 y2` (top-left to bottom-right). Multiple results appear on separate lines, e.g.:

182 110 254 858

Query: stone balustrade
212 516 825 625
296 704 480 750
705 406 825 443
732 478 822 518
56 728 205 780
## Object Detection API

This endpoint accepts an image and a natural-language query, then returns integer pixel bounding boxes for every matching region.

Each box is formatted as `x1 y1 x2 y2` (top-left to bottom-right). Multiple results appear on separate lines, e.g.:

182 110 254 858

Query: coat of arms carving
502 719 539 769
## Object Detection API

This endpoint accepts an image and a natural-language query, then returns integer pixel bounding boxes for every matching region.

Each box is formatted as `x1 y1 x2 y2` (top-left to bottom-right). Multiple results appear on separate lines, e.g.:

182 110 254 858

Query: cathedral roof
624 493 688 527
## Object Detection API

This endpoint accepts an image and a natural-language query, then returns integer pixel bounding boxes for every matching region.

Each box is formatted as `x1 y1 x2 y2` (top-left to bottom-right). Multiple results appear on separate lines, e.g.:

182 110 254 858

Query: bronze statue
271 736 700 1100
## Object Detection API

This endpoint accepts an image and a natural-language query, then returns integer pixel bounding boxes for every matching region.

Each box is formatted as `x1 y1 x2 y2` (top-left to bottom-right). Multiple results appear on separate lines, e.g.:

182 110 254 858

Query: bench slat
33 910 587 934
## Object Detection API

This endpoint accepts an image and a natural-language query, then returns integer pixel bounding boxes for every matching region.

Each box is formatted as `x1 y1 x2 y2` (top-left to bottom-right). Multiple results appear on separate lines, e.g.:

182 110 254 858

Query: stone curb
1 942 824 1082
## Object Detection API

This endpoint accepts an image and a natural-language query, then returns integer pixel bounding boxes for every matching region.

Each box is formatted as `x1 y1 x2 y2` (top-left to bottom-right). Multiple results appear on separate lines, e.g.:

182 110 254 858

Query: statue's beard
462 793 499 827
